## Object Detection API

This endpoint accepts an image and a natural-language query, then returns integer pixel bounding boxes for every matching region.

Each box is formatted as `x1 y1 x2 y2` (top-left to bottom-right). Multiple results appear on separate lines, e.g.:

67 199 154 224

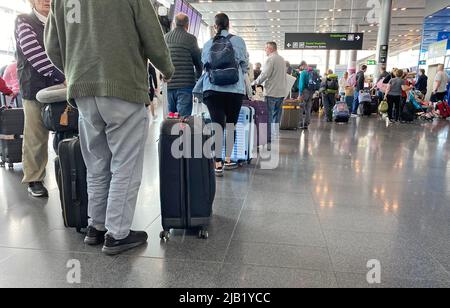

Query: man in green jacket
45 0 174 255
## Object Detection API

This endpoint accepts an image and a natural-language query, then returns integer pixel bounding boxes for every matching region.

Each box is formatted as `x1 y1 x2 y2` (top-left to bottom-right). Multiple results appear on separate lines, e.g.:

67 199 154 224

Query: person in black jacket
415 69 428 96
352 65 367 115
165 13 202 116
15 0 65 198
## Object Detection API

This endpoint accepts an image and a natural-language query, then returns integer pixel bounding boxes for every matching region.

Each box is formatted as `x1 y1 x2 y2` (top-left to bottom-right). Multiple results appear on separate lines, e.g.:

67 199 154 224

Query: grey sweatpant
76 97 149 240
302 89 313 126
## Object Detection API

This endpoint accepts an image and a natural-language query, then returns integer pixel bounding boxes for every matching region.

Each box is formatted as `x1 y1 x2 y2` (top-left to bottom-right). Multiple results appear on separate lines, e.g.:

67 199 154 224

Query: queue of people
2 0 449 256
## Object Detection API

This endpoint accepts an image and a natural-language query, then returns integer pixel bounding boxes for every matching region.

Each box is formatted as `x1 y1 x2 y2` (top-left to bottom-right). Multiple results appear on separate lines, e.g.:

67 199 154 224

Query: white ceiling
187 0 428 51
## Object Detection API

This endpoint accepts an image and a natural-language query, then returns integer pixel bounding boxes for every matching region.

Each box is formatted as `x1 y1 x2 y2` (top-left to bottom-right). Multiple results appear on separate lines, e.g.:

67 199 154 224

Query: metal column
325 50 330 74
335 50 341 67
348 24 358 71
375 0 393 80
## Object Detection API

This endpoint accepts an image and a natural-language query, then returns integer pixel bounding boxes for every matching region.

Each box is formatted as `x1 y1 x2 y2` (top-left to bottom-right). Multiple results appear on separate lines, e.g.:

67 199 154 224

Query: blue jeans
345 95 354 111
352 92 360 114
266 96 284 124
377 91 384 102
168 88 193 117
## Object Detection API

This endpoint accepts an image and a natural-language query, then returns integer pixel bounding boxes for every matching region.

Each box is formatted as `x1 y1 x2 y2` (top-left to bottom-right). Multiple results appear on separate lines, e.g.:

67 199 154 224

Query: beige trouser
22 99 49 183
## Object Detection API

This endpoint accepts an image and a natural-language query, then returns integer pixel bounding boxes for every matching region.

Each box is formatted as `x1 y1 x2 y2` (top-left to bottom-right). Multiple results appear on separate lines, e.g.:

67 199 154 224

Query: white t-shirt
435 71 449 93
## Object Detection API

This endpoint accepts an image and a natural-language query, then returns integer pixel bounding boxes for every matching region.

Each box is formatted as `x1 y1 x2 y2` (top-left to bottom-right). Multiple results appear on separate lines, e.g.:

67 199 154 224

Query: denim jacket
193 30 248 95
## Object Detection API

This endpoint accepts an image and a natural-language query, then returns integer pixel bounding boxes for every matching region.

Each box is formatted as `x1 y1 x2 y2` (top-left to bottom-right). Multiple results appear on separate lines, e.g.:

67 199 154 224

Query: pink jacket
2 62 20 94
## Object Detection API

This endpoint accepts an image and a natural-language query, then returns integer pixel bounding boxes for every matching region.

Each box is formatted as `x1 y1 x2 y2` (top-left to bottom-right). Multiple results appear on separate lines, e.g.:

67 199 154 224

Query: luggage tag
60 106 70 126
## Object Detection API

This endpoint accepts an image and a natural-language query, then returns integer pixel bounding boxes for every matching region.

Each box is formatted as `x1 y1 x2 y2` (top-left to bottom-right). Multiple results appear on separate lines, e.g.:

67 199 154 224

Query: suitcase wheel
8 163 14 170
160 230 170 241
0 161 4 168
198 229 209 240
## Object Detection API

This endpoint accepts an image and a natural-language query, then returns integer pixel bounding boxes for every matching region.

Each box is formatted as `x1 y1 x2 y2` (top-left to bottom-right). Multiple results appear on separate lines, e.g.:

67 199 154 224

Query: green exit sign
367 60 377 65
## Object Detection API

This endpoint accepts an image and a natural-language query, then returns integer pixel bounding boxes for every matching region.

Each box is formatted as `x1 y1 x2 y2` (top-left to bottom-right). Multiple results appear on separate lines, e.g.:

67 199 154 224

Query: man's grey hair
175 13 189 28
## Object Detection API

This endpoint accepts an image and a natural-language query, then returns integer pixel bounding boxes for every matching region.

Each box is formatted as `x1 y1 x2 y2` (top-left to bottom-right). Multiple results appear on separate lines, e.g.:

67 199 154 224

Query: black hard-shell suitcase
159 116 216 240
57 137 88 233
0 96 24 168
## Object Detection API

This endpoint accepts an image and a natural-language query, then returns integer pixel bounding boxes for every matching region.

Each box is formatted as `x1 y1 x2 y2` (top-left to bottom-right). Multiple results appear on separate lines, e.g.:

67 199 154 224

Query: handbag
378 100 389 114
42 101 79 132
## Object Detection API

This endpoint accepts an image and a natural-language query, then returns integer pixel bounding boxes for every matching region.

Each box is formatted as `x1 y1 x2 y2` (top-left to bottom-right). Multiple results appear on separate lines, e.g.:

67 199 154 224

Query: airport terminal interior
0 0 449 288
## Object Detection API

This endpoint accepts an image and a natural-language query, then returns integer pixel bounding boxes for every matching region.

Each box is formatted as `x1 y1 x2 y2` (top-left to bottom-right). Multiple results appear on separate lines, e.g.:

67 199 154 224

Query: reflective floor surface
0 112 449 288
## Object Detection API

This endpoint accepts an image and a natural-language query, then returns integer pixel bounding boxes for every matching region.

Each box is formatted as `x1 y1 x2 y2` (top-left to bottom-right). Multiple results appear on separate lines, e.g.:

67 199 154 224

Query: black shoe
28 182 48 198
84 226 107 246
102 231 148 256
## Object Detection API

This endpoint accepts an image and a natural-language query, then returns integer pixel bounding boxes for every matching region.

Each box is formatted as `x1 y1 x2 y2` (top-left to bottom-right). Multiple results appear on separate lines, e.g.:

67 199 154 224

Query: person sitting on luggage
196 13 248 177
164 13 203 117
45 0 174 255
15 0 66 198
321 69 339 122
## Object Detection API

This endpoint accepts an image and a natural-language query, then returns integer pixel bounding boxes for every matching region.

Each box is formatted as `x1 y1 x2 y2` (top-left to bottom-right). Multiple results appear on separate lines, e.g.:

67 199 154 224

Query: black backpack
326 77 339 91
206 34 239 86
307 70 321 91
401 101 415 122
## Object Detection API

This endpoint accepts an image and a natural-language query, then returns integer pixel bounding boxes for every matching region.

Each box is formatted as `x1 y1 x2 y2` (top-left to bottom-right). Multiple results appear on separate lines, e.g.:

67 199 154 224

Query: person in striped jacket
15 0 65 198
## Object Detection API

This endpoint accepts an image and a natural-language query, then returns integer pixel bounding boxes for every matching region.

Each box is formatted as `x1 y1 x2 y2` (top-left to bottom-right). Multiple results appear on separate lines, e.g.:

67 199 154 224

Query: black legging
387 94 401 121
204 91 243 163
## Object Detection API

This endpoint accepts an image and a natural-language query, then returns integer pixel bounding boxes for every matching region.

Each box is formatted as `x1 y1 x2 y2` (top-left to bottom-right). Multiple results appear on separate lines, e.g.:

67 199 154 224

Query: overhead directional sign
367 60 377 65
285 33 364 50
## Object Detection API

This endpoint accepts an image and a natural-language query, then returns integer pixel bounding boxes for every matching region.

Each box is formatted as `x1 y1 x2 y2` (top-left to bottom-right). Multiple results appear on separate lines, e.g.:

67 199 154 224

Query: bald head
175 13 189 30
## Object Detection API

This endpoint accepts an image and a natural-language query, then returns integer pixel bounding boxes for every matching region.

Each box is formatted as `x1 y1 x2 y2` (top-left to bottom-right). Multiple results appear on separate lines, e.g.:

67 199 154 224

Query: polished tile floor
0 113 449 288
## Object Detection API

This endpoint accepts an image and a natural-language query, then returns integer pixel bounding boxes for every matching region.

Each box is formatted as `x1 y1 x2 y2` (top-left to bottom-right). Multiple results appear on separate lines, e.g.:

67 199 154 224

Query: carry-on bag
358 90 372 103
280 99 302 130
0 95 24 168
57 137 89 233
222 105 256 163
242 100 270 147
41 102 79 132
400 101 415 123
379 100 389 114
437 101 450 119
159 116 216 240
37 85 79 133
333 102 350 123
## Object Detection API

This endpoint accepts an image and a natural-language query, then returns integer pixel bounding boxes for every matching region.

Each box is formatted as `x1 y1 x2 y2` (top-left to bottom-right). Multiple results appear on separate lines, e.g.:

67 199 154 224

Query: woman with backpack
197 13 249 177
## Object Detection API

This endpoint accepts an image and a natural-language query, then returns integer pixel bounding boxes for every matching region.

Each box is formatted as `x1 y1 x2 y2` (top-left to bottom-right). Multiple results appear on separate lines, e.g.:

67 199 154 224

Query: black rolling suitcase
0 95 24 169
56 137 88 233
159 116 215 240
